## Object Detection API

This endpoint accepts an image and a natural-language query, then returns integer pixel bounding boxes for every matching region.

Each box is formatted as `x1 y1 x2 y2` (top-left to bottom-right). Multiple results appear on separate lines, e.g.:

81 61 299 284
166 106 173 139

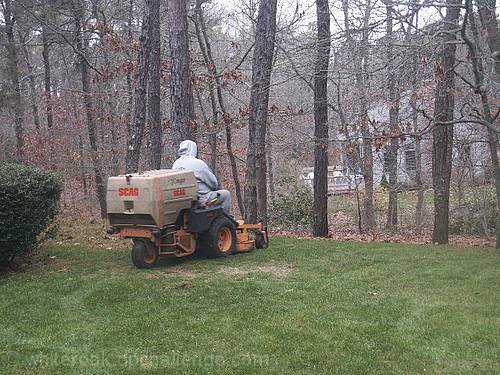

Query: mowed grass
1 237 499 374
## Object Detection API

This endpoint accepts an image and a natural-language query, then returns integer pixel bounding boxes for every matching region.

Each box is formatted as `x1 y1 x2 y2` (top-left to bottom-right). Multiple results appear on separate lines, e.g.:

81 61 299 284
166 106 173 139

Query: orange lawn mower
105 169 268 268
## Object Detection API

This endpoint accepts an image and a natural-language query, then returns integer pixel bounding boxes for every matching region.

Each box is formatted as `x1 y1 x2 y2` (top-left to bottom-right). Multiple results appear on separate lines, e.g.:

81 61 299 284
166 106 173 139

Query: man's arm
200 161 219 190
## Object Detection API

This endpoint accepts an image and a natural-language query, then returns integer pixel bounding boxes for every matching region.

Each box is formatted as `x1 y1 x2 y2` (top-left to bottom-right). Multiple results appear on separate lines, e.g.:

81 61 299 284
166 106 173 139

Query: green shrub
0 163 62 266
269 176 313 229
450 187 496 236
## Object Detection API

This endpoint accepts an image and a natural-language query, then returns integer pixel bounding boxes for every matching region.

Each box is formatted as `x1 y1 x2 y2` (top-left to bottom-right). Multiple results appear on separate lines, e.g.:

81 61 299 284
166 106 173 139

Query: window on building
405 149 416 171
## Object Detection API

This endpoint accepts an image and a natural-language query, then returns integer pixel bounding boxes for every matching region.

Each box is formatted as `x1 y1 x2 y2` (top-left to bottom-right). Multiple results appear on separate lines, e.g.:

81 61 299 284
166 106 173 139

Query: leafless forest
0 0 499 247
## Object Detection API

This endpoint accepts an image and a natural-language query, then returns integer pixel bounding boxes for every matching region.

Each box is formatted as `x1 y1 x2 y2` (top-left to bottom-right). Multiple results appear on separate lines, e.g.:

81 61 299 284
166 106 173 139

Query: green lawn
1 238 499 374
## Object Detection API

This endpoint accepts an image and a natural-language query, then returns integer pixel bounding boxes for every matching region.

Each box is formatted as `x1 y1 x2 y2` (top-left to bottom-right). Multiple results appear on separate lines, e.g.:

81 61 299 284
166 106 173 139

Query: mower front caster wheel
255 232 268 249
131 239 158 269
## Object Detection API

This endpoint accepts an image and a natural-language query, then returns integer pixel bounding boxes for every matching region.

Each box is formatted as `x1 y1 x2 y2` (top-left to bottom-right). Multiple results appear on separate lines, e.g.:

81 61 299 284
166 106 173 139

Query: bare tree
41 17 54 129
412 76 425 234
3 0 24 159
148 0 161 170
267 125 275 206
432 0 461 244
244 0 278 224
19 32 40 131
342 0 375 231
125 0 134 135
73 1 107 217
384 0 400 228
462 0 500 249
125 0 154 173
405 6 425 234
192 1 245 216
477 0 499 78
93 5 120 176
312 0 330 237
167 0 196 150
193 0 218 172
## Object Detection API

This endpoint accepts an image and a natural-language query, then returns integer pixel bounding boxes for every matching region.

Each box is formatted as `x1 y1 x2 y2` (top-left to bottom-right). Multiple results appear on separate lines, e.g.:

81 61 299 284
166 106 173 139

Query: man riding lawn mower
106 140 268 268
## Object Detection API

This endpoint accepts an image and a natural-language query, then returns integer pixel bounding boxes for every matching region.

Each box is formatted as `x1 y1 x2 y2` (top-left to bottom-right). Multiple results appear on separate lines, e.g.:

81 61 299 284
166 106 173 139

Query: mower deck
119 220 267 258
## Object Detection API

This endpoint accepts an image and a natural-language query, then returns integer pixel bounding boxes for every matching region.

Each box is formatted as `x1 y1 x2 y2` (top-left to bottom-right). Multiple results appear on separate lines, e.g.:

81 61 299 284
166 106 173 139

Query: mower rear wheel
131 239 158 269
200 216 236 258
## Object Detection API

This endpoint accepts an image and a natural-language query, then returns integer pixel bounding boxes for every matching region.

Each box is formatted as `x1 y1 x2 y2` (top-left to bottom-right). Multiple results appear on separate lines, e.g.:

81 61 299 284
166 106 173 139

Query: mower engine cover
106 169 198 228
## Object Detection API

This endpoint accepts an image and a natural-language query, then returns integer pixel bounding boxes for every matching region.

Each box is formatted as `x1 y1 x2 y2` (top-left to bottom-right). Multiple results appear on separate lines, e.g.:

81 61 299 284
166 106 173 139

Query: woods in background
0 0 498 248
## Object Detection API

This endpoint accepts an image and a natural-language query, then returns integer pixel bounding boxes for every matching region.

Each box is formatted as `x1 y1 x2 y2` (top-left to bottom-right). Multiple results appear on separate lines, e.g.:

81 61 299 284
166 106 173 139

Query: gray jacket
172 140 218 194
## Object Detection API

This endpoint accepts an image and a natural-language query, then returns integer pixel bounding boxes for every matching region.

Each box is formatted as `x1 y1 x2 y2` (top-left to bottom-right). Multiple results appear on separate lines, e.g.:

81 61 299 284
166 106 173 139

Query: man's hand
204 193 221 206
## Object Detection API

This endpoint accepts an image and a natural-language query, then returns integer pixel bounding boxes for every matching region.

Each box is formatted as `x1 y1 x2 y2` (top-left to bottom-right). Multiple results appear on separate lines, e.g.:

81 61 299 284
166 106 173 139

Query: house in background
300 166 363 195
301 89 428 193
368 89 430 190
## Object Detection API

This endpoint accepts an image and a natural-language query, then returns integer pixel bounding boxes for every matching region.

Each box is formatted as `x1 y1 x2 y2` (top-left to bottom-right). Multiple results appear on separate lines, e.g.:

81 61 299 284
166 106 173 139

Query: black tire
199 216 237 258
131 239 158 269
255 232 268 249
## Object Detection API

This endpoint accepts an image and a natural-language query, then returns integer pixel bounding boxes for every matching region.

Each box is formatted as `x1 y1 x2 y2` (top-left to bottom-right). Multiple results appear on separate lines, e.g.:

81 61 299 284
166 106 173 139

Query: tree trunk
267 125 275 206
96 13 120 176
19 34 41 131
477 0 500 78
385 0 400 228
194 88 216 174
125 0 134 137
193 2 218 174
125 0 154 173
360 4 376 232
4 0 24 160
312 0 331 237
193 2 245 216
148 0 161 170
225 118 245 216
78 135 88 196
103 78 120 176
409 32 424 234
208 126 217 174
41 26 54 130
74 4 107 218
244 0 278 224
464 0 500 249
432 0 461 244
361 39 375 230
475 0 500 247
360 109 375 231
486 127 499 249
167 0 196 150
342 0 375 231
414 129 424 234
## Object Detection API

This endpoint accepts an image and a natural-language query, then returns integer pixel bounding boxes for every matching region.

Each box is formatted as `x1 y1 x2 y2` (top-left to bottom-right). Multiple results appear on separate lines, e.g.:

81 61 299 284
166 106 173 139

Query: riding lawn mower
106 169 268 268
